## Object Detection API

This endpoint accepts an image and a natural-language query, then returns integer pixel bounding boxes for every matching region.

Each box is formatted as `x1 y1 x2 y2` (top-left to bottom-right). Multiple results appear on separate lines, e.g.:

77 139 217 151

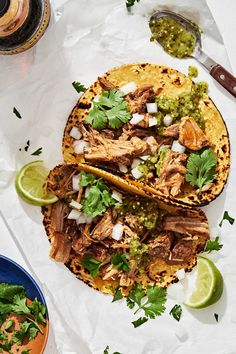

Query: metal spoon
150 10 236 98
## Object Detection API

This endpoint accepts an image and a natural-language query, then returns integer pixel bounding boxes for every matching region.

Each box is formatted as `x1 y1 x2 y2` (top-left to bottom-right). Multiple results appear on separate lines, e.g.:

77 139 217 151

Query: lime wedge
184 256 223 309
15 160 58 206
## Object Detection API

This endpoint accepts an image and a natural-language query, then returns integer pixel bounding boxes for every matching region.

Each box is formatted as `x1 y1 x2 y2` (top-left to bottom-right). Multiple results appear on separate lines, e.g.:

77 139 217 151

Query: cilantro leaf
11 295 31 316
0 340 13 352
13 321 32 344
31 147 42 156
0 330 7 341
86 89 131 130
13 107 22 119
219 211 235 227
214 313 219 322
126 0 140 10
112 286 123 302
111 254 130 272
72 81 86 93
185 148 217 194
79 171 96 187
0 283 25 302
5 319 15 332
127 284 167 326
132 317 148 328
29 298 46 324
104 346 109 354
205 236 223 253
80 257 102 278
169 304 182 322
22 349 31 354
28 325 39 340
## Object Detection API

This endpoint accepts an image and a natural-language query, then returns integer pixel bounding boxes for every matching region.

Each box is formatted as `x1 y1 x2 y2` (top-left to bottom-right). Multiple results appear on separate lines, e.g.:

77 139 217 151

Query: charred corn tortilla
63 63 230 208
42 163 209 296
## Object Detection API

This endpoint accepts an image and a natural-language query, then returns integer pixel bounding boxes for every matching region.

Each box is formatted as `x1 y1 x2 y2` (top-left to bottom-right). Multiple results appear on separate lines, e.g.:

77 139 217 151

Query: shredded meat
155 151 187 196
92 210 114 240
125 215 145 233
179 116 214 151
86 244 111 262
72 224 92 255
144 136 159 155
171 240 195 261
125 85 156 114
163 216 210 239
148 232 174 260
49 201 68 234
98 77 116 91
47 165 76 198
119 125 153 141
84 136 147 165
50 231 72 263
163 123 179 138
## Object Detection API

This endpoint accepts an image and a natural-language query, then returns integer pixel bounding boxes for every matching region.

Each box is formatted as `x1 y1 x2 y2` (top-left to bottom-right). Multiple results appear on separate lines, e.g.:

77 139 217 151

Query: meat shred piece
84 136 147 165
50 231 72 263
47 165 76 198
171 240 195 261
163 123 179 138
86 244 111 263
98 77 116 91
144 136 159 155
179 116 215 151
163 216 210 239
125 85 156 114
155 151 187 196
148 232 174 260
92 210 114 240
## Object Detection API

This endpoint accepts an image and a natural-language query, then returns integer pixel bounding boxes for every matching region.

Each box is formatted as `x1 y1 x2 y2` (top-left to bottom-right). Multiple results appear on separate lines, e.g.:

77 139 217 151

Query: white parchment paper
0 1 236 353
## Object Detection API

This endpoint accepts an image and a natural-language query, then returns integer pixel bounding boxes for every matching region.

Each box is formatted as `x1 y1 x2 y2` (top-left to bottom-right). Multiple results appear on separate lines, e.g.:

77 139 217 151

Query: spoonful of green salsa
149 10 236 98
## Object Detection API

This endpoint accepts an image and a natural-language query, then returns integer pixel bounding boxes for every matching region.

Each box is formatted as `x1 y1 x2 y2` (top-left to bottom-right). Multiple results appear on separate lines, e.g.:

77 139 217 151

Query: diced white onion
76 214 88 225
130 113 144 125
131 158 142 169
68 209 82 220
112 223 124 241
120 82 137 95
74 140 90 154
146 102 157 113
70 126 82 140
148 117 157 127
163 114 173 127
118 164 128 173
85 186 90 198
84 216 93 224
111 190 123 203
72 174 81 191
131 166 143 179
175 326 188 342
140 155 150 161
175 268 186 280
171 140 186 153
69 200 82 210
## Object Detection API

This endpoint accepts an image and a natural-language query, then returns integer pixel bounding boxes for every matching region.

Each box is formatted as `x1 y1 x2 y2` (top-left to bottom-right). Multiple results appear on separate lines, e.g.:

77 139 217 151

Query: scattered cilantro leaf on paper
169 304 182 322
104 346 109 354
80 257 102 278
112 286 123 302
126 0 140 10
185 148 217 194
111 254 130 272
205 237 223 253
127 284 167 327
86 89 131 130
13 107 22 119
219 211 235 227
132 317 148 328
214 313 219 322
31 147 42 156
72 81 86 93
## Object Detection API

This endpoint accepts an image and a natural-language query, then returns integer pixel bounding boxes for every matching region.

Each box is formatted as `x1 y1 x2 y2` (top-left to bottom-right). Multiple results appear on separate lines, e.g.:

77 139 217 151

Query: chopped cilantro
188 66 198 78
214 313 219 322
5 319 14 332
219 211 235 227
13 107 22 119
205 236 223 253
72 81 86 93
169 304 182 322
111 254 130 272
31 147 42 156
185 148 217 194
132 317 148 328
126 0 140 10
112 286 123 302
80 257 102 278
86 89 131 130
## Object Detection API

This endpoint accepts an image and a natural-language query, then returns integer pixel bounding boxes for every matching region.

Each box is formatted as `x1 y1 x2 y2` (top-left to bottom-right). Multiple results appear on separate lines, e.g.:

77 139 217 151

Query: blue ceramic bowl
0 255 47 306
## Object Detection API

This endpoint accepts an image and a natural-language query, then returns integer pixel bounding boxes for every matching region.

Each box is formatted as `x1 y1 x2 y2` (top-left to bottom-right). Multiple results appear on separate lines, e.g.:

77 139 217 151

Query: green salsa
149 17 196 58
139 147 170 180
188 65 198 78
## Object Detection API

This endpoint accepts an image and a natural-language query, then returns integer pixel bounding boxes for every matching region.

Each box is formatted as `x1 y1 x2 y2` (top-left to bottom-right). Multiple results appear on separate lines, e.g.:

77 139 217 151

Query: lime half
184 256 223 309
15 160 58 206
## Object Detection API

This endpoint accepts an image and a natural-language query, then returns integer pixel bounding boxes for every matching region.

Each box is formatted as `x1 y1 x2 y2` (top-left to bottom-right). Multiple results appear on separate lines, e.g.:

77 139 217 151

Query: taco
62 63 230 207
42 164 210 295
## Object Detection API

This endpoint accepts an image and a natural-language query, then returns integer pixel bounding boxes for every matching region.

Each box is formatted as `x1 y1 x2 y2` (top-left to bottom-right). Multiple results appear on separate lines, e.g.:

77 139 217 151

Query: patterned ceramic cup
0 0 50 55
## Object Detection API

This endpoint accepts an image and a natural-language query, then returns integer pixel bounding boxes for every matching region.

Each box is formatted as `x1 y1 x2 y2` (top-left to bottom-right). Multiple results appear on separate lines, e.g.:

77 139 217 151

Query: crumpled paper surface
0 0 236 353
